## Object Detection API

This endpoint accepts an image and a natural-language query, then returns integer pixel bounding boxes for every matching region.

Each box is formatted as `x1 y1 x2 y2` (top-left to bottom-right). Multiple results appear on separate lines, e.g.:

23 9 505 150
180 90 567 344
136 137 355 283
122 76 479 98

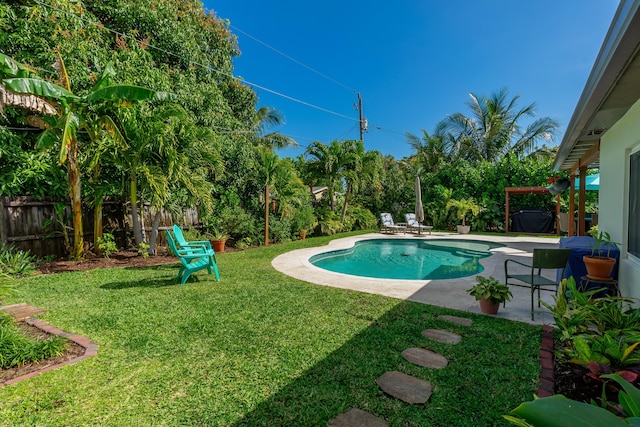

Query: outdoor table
558 236 620 286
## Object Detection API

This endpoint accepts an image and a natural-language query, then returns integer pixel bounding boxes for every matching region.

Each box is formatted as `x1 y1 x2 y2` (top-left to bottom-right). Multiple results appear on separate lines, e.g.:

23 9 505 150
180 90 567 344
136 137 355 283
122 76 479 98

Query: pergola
504 186 560 234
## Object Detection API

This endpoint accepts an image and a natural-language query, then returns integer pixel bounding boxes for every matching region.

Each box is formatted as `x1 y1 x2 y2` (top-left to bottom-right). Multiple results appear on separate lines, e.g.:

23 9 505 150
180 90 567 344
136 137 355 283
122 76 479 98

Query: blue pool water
309 239 504 280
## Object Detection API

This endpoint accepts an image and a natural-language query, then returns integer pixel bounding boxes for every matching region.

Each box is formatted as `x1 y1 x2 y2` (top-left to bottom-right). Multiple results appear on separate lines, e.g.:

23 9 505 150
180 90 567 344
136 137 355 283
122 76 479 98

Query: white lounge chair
405 213 433 235
380 213 406 234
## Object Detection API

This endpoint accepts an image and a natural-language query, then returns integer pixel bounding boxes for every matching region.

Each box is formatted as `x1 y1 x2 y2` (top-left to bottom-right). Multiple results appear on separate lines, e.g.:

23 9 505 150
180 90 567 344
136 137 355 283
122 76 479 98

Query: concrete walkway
272 232 561 325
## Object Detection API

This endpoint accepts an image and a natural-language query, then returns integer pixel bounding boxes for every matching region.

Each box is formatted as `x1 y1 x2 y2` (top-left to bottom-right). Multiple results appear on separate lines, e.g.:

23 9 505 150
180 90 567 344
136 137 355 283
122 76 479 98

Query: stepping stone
438 314 473 327
376 371 432 404
328 408 388 427
422 328 461 344
0 303 43 322
402 347 448 369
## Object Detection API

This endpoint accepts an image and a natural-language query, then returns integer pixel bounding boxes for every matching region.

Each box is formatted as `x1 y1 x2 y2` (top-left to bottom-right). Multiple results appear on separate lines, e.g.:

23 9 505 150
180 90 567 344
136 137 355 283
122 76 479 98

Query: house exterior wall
599 98 640 299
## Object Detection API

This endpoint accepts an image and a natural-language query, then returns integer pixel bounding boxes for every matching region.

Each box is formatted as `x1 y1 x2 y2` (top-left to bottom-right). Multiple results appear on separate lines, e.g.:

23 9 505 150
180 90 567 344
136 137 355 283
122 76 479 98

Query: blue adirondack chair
173 225 217 261
165 230 220 284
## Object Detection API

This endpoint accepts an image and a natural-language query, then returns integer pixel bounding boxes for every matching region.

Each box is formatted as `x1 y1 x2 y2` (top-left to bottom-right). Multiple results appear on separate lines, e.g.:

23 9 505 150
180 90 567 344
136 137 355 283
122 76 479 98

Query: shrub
0 244 36 278
96 233 118 258
0 312 68 368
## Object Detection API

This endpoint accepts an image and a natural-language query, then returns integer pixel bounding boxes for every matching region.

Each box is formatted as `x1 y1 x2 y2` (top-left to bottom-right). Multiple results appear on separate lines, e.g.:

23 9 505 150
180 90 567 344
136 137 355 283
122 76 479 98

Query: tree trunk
93 198 103 256
130 173 143 247
264 184 269 246
148 210 162 255
341 181 352 227
67 138 84 260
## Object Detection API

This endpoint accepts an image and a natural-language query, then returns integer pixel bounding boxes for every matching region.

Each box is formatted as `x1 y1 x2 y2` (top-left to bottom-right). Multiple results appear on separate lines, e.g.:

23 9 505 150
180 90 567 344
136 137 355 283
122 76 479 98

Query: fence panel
0 197 201 258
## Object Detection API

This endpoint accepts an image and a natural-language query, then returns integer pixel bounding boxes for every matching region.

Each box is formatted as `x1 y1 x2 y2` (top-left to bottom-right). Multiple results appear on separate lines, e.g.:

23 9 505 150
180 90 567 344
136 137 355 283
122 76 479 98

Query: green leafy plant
0 312 67 368
505 374 640 426
446 198 481 226
467 275 512 305
0 244 36 278
96 233 117 258
590 231 621 257
138 242 150 259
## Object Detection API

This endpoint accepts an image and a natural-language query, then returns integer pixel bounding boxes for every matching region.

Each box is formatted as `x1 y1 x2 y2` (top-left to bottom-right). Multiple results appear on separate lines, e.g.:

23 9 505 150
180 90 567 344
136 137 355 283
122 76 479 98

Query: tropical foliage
0 1 565 259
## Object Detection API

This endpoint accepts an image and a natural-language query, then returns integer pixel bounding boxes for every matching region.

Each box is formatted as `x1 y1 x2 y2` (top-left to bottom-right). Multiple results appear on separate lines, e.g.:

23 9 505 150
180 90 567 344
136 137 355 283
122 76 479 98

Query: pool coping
272 232 560 325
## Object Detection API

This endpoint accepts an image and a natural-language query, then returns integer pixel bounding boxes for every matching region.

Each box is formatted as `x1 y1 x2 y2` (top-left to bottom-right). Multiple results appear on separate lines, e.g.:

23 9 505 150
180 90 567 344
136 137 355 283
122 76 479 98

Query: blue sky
205 1 619 160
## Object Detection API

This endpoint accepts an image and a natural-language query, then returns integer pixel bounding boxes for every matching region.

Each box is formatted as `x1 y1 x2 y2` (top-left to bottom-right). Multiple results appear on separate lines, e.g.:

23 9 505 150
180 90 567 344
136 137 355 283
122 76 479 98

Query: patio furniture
504 248 572 320
173 224 217 260
165 230 220 284
405 213 433 235
380 213 407 234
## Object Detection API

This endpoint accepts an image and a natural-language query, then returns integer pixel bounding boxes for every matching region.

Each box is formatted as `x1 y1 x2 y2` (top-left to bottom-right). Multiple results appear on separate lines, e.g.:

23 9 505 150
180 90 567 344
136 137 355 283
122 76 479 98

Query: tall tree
2 54 165 259
339 140 364 227
305 140 352 211
440 87 559 163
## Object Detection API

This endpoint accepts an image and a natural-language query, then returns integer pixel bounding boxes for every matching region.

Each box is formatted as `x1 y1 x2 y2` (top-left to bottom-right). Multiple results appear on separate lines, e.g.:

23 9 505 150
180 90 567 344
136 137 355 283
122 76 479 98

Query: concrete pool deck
272 232 562 325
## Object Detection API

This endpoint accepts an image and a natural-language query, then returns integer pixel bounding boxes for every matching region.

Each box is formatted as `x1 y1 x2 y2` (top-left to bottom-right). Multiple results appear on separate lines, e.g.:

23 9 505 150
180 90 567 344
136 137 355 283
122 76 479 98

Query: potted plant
207 228 229 253
292 204 316 240
584 230 620 280
467 276 513 314
446 198 481 234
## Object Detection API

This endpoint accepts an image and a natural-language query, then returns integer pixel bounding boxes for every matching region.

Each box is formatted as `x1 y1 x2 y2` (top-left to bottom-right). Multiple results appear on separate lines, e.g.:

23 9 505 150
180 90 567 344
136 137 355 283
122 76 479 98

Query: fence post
0 197 7 246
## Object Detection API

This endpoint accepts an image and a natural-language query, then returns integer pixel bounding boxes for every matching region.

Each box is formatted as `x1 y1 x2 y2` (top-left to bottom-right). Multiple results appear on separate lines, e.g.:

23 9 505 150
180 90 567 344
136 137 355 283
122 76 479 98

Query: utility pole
357 92 367 143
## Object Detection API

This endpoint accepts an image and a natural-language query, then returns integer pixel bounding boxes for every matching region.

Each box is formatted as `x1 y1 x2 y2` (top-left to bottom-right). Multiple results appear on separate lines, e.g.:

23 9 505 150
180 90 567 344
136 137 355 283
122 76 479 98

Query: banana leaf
3 77 76 100
85 85 174 102
508 395 628 426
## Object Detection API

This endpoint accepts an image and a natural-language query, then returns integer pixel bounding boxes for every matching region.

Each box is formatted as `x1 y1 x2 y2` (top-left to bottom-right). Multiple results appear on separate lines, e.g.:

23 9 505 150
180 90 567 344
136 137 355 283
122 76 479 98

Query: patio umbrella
415 174 425 235
574 173 600 191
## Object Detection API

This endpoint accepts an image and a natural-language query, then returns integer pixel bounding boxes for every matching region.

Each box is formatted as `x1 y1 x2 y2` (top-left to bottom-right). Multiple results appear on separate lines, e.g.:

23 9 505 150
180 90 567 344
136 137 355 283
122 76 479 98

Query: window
630 150 640 258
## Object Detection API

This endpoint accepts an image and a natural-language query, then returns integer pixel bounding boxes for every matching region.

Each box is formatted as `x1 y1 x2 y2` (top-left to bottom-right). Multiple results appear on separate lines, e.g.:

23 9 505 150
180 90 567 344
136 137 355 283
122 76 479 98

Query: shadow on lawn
225 302 539 427
100 265 216 290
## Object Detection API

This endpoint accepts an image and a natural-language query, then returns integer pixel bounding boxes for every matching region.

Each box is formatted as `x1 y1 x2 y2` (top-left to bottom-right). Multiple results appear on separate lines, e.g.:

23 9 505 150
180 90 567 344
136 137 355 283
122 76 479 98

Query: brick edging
1 318 98 387
537 325 554 397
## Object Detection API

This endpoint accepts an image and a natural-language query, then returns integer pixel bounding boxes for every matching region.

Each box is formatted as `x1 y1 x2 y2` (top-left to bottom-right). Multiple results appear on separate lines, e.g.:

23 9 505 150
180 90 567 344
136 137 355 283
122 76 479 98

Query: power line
230 24 358 94
29 0 359 123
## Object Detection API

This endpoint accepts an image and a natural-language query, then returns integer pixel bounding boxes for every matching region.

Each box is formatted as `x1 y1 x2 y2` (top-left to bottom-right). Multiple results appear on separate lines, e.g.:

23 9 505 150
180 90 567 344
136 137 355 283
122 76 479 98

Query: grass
0 231 541 426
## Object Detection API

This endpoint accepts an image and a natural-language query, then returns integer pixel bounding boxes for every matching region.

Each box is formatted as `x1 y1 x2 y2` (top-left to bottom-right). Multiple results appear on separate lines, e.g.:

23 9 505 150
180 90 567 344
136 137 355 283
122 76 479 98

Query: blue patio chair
166 229 220 283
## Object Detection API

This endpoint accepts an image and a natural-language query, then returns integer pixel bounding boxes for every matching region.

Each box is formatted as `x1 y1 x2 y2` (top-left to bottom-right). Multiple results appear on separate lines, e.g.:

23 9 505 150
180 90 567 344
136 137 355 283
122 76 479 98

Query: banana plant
504 374 640 426
2 52 170 259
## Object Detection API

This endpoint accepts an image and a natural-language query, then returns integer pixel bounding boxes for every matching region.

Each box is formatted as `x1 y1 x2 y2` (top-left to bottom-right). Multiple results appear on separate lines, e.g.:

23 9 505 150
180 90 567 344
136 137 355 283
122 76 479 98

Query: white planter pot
457 225 471 234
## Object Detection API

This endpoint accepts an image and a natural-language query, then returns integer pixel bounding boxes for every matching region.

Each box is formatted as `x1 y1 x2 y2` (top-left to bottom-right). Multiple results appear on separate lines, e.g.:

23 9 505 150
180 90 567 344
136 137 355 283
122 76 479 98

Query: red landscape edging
537 325 555 397
1 318 98 387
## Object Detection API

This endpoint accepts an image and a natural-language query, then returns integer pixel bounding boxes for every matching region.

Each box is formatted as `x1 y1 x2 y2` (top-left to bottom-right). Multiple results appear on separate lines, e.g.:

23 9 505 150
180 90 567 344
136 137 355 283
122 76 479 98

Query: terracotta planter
212 239 227 253
583 255 616 280
457 225 471 234
479 297 500 314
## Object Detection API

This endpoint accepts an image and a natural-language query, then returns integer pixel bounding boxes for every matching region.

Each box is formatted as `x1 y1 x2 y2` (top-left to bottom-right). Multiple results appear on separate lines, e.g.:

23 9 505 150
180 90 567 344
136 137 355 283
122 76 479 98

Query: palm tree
440 87 559 163
248 106 297 246
2 53 167 259
406 123 450 171
339 139 364 227
305 140 352 211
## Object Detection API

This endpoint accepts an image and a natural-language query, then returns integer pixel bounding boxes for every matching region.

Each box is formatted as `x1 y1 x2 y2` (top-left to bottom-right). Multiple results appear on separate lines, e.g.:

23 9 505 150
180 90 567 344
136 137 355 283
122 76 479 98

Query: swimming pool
309 239 504 280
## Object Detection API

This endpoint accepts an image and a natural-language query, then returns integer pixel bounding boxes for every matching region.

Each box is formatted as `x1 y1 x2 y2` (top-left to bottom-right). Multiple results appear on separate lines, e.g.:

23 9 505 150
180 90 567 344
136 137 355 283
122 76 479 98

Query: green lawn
0 231 541 426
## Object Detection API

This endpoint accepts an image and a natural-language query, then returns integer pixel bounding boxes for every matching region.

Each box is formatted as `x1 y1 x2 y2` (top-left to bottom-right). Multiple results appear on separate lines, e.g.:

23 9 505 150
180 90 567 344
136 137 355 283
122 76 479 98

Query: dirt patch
36 249 178 275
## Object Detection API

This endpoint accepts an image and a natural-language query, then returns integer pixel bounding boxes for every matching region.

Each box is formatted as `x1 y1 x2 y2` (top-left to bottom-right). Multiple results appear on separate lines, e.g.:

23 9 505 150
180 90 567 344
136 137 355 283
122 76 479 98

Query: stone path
421 328 462 344
376 371 433 404
401 347 448 369
330 314 472 425
0 303 43 321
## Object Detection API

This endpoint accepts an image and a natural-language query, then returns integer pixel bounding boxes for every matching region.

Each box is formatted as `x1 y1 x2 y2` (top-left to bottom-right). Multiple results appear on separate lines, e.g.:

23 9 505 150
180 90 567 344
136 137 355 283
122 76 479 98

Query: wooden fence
0 196 200 258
